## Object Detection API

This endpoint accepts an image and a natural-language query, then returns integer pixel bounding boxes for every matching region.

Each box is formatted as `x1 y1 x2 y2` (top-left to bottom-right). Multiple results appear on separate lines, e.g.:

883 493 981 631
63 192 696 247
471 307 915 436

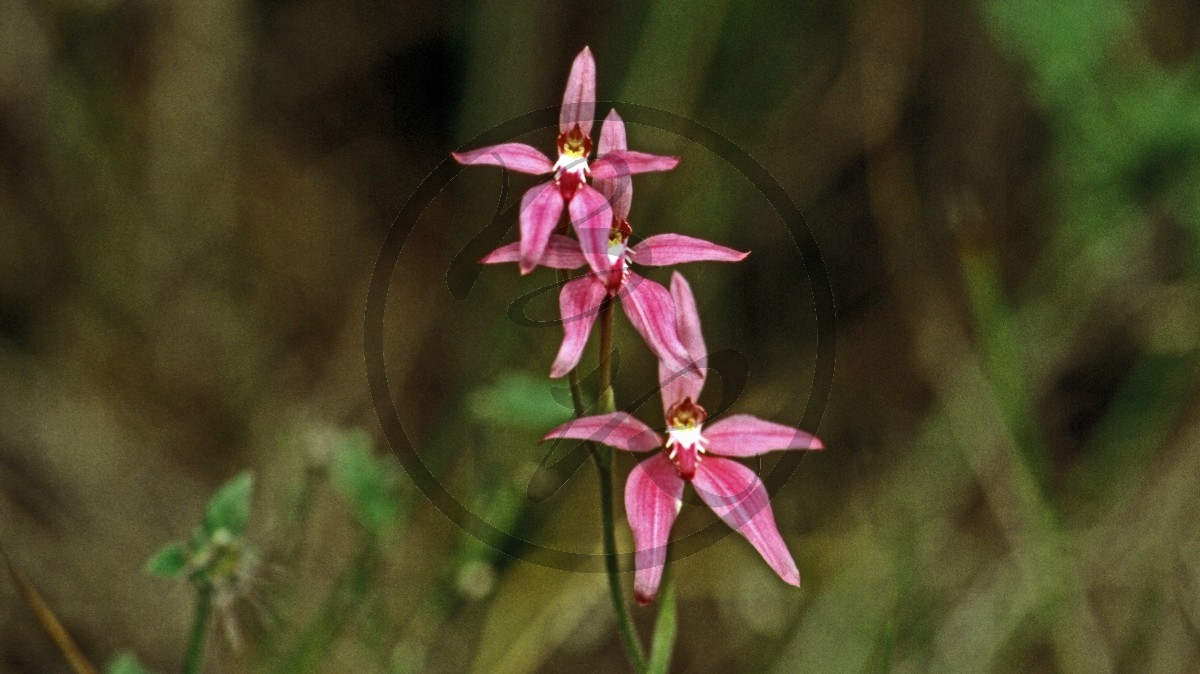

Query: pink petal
452 143 554 175
669 271 707 365
629 234 749 267
703 414 824 457
657 360 705 415
691 457 800 586
625 453 685 604
479 242 522 265
591 150 681 180
479 234 586 269
597 108 628 155
549 276 608 378
567 184 616 277
657 272 707 412
593 110 632 222
559 47 596 137
542 412 664 452
518 183 566 275
619 272 696 380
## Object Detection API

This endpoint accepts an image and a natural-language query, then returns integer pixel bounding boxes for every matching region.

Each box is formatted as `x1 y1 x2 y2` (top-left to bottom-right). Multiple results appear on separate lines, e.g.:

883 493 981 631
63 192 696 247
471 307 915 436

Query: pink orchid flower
452 47 681 276
542 272 824 603
480 110 747 379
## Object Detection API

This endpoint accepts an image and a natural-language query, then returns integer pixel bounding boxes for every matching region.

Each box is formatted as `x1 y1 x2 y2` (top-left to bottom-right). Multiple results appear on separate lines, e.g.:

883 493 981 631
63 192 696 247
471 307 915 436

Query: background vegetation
2 0 1199 671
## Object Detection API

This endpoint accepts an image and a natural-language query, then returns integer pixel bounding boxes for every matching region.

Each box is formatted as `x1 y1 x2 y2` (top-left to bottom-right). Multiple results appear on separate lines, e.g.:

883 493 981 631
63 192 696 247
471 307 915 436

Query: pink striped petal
518 183 566 275
567 184 616 277
452 143 554 175
691 457 800 586
629 234 749 267
657 272 707 412
597 109 628 155
657 361 705 415
559 47 596 137
619 272 695 380
703 414 824 457
479 234 585 269
593 110 633 222
542 412 664 452
591 151 681 180
669 271 707 366
625 452 685 604
549 276 607 378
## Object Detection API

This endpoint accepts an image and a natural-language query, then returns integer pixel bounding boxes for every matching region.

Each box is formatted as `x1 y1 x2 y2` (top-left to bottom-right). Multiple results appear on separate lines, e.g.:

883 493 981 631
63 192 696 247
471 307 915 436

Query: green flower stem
597 297 616 413
646 569 677 674
558 275 647 672
567 368 587 417
182 586 212 674
594 447 645 673
595 296 646 672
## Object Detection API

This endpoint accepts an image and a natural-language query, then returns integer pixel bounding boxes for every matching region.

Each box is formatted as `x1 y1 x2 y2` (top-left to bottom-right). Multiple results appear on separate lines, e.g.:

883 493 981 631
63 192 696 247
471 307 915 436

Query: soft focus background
3 0 1200 672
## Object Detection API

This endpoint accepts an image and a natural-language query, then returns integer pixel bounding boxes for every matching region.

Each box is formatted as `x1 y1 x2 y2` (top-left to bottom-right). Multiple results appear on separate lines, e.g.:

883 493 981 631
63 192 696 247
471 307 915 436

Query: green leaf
330 430 400 535
202 471 254 536
106 654 154 674
145 542 187 578
467 372 574 430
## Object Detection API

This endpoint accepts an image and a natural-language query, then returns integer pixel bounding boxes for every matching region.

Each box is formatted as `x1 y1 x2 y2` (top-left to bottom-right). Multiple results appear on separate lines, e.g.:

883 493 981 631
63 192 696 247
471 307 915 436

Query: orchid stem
557 273 645 672
567 369 587 418
646 569 677 674
182 586 212 674
594 296 646 672
597 297 616 413
596 446 646 672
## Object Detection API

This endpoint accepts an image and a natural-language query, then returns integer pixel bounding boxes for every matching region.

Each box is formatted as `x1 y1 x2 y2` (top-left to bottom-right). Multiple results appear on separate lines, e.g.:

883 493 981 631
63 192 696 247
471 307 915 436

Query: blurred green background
3 0 1200 672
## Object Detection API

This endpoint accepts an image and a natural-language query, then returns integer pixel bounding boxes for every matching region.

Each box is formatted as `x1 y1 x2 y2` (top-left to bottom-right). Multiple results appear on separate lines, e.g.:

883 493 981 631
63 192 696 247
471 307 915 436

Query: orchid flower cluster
454 48 823 606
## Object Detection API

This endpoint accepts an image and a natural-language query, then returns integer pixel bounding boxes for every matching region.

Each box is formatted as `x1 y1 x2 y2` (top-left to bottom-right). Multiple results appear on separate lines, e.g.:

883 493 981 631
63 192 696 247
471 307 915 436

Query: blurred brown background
2 0 1200 672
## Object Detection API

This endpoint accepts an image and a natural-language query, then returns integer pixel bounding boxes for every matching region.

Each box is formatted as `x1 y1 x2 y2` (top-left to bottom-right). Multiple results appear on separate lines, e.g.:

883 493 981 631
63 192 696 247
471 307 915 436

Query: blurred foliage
330 430 403 537
145 542 188 579
467 371 576 431
105 654 154 674
146 471 256 588
2 0 1200 672
200 473 254 539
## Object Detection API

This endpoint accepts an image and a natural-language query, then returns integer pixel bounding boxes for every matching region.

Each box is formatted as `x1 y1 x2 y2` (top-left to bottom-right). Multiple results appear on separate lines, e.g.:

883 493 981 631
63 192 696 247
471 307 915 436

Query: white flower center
666 423 707 454
607 241 629 268
553 152 589 176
